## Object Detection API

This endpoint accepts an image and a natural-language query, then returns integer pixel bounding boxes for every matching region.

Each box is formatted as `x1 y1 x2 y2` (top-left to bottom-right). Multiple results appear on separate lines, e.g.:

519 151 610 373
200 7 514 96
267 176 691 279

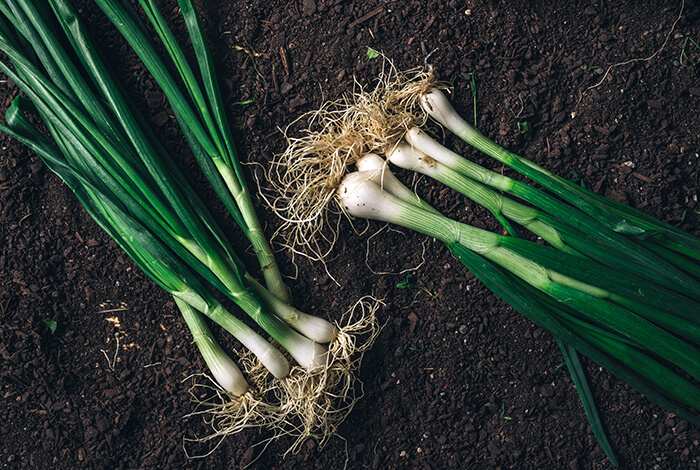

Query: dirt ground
1 0 699 468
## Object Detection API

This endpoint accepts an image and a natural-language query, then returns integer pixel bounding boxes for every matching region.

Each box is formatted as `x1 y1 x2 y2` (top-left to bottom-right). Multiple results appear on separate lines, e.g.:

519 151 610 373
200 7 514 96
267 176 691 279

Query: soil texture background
1 0 700 468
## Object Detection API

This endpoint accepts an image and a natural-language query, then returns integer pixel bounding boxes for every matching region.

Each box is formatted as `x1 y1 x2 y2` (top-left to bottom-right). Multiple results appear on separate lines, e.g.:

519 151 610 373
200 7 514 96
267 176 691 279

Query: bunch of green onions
276 73 700 466
0 0 340 403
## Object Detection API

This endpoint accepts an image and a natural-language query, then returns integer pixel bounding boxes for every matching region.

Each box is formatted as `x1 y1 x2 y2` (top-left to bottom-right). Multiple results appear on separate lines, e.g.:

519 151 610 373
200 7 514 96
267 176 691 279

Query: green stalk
174 0 287 300
448 240 700 424
404 126 700 299
94 0 289 302
0 34 194 243
563 317 700 411
421 88 700 254
495 237 700 327
339 172 700 380
0 2 329 373
387 140 693 288
640 238 700 278
388 141 574 252
46 0 251 282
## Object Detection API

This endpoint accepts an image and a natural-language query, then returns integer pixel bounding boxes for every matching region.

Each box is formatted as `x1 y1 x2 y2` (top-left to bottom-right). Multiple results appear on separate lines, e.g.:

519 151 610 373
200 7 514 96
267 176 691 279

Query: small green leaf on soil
44 319 57 334
366 47 380 60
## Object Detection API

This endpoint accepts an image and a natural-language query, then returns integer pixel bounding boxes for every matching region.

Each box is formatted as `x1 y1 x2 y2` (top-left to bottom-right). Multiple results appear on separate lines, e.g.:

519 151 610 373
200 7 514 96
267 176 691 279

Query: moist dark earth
1 0 700 468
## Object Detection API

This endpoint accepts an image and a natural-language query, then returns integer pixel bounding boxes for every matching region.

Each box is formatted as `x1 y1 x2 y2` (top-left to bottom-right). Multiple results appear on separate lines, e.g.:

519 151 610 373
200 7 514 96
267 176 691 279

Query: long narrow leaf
177 0 239 171
137 0 226 157
497 237 700 321
557 339 618 467
48 0 247 278
93 0 221 161
448 241 700 424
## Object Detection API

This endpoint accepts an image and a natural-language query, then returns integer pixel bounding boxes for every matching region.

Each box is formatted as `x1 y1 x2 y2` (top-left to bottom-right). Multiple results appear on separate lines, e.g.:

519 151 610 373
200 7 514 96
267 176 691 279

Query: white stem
340 172 452 244
391 139 570 249
420 89 522 171
404 127 515 193
338 171 413 222
387 140 441 176
357 152 440 215
357 153 419 201
197 335 249 396
175 297 249 395
286 335 330 372
173 289 291 379
245 274 338 343
209 301 291 379
404 127 467 171
356 153 412 197
420 88 480 142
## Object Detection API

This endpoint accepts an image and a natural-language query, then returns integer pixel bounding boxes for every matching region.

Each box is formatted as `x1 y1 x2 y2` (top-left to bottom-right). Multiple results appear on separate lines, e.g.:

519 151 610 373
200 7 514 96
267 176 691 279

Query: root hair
266 61 447 262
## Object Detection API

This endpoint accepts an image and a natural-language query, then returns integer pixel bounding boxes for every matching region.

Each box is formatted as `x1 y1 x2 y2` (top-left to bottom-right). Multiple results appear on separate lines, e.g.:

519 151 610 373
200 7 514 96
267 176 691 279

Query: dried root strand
181 358 285 459
272 296 381 455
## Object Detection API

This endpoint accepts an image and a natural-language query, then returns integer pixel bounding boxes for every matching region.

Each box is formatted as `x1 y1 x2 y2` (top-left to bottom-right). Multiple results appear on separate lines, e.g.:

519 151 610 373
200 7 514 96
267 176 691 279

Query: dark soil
2 0 700 468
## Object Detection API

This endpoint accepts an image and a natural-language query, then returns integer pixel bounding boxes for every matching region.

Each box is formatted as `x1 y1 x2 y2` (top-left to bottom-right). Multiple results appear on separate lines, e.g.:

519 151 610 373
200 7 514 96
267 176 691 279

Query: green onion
420 88 700 260
0 0 379 452
2 93 290 381
0 0 335 380
2 95 290 387
338 168 700 422
175 298 249 396
273 64 700 465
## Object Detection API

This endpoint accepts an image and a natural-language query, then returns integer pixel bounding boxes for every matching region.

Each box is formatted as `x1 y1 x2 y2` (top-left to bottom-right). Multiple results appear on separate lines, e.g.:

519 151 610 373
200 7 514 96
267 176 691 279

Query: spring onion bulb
245 274 338 343
420 89 483 147
175 297 249 395
356 153 437 214
339 170 496 250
